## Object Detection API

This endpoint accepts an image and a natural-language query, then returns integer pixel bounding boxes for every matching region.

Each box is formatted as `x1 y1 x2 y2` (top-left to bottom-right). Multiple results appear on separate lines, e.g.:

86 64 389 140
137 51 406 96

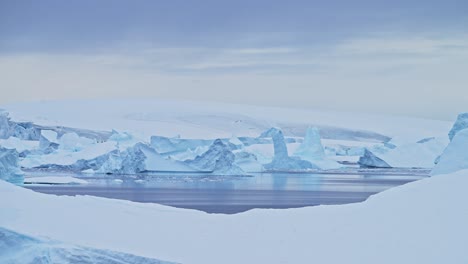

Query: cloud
1 34 468 120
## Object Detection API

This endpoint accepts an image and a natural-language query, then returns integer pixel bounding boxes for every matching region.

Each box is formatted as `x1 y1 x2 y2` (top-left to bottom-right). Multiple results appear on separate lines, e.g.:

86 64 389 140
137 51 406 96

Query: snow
431 128 468 175
0 227 174 264
0 168 467 264
0 148 24 185
24 176 88 185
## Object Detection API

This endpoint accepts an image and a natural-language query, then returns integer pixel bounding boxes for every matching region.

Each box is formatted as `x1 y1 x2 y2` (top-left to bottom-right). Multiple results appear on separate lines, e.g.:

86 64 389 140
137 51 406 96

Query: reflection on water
24 169 430 214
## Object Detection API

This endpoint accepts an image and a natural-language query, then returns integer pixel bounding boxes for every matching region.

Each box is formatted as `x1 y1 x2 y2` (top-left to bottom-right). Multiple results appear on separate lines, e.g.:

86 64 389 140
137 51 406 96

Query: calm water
24 168 430 214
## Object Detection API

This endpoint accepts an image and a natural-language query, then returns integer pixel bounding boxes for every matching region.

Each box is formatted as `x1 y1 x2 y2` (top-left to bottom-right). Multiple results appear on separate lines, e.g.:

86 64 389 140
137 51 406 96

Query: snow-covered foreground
1 169 467 264
0 228 175 264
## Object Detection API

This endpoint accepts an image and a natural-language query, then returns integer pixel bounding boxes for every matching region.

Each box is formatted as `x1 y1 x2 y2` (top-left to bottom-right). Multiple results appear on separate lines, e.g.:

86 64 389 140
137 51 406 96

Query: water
24 168 430 214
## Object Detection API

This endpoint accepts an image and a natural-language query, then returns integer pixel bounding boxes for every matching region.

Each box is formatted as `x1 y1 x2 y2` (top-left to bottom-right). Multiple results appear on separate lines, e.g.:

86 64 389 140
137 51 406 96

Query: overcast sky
1 0 467 120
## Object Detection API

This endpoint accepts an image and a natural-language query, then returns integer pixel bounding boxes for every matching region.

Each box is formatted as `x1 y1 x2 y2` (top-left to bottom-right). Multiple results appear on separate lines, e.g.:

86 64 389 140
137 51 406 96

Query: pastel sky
1 0 467 120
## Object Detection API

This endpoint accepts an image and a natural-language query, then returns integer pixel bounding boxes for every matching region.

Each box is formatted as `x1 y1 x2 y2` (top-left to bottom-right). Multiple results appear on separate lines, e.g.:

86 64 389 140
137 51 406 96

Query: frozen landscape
0 99 467 263
2 1 468 262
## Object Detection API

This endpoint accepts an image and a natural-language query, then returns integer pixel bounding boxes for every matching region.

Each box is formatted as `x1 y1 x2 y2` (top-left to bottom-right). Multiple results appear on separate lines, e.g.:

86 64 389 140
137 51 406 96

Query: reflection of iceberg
262 128 318 171
0 147 24 185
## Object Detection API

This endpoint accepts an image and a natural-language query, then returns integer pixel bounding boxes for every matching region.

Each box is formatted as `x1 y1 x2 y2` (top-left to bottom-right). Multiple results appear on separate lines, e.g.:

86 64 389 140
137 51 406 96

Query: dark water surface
24 168 430 214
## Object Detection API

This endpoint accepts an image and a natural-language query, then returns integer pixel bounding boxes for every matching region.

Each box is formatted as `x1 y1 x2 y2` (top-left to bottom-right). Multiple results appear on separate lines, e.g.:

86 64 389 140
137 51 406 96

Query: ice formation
293 127 341 170
263 128 317 171
0 147 24 185
97 143 196 174
448 113 468 141
185 139 245 175
431 128 468 175
358 149 392 168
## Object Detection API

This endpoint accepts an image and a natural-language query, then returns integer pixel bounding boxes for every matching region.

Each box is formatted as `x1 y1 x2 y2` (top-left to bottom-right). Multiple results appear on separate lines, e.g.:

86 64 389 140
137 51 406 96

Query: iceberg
97 143 197 174
0 147 24 185
0 227 174 264
294 127 325 159
293 127 341 170
358 149 392 168
448 113 468 141
185 139 245 175
263 128 318 171
39 130 60 154
0 110 11 139
431 128 468 175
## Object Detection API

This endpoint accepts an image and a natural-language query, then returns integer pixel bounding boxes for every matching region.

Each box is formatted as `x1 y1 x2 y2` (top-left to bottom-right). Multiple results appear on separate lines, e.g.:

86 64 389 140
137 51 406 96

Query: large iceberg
294 127 325 159
448 113 468 141
185 139 245 175
263 128 317 171
0 227 174 264
0 147 24 185
358 149 391 168
293 127 341 170
431 128 468 175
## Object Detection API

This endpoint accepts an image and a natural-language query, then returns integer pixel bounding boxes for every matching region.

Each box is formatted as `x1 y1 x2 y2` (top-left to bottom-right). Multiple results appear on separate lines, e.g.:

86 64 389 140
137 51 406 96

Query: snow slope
0 227 175 264
1 169 467 264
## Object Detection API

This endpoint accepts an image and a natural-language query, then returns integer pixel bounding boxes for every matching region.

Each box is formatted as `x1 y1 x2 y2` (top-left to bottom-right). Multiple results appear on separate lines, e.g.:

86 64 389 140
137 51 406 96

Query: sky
0 0 467 120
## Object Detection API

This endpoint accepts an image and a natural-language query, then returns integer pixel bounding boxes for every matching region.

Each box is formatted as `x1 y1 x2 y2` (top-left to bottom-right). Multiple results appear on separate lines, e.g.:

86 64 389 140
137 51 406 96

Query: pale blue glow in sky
1 0 468 120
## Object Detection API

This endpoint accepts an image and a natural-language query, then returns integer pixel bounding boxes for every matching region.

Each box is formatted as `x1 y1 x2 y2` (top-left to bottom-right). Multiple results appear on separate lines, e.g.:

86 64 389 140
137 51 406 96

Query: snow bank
0 169 467 264
0 227 174 264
